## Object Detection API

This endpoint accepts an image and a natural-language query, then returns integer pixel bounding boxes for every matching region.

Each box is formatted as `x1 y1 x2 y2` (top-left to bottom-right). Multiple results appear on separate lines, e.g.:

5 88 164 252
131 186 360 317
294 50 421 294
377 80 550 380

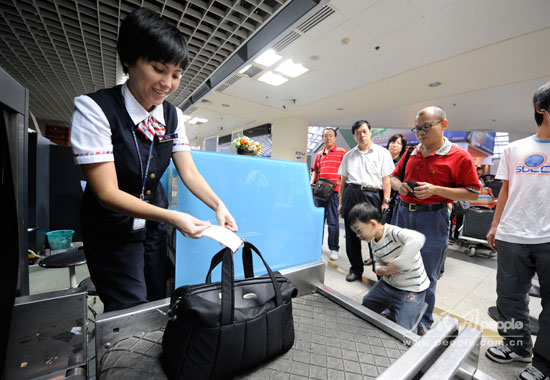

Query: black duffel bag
162 241 298 380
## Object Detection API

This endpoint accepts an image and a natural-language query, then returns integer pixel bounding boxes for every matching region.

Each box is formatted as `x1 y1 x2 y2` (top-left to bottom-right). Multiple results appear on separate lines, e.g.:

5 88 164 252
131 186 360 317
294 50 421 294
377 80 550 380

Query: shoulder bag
162 241 298 380
312 152 336 201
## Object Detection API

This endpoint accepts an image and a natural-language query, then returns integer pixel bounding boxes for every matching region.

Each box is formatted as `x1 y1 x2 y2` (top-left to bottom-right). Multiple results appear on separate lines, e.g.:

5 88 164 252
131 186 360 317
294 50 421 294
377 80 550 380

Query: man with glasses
311 128 347 260
390 106 480 334
338 120 394 282
484 82 550 380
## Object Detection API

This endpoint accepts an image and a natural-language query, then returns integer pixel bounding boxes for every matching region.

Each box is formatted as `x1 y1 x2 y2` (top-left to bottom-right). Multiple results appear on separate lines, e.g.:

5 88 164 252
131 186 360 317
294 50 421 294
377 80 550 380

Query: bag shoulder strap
368 242 375 273
399 147 413 181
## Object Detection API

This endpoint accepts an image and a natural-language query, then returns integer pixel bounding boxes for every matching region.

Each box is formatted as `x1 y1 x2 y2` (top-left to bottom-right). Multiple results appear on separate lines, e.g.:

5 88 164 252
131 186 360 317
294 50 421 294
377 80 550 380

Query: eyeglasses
411 120 443 134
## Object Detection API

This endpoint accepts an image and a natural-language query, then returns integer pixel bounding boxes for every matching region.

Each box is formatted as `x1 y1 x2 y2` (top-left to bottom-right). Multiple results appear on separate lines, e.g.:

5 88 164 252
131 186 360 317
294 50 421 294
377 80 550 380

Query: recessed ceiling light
428 81 442 87
341 37 351 45
254 49 282 67
310 55 320 61
238 64 252 74
337 107 344 111
275 59 309 78
222 104 230 107
257 71 288 86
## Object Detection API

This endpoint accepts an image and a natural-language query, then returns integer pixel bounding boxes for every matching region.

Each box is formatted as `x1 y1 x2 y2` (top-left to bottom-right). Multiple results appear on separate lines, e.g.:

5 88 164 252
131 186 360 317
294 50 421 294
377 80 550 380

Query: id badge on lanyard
133 217 146 231
131 124 155 231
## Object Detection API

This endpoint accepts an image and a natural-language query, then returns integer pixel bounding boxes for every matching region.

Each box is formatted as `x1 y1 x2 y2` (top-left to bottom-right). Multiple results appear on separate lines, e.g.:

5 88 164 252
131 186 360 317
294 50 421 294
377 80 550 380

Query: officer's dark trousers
83 221 169 312
342 187 381 276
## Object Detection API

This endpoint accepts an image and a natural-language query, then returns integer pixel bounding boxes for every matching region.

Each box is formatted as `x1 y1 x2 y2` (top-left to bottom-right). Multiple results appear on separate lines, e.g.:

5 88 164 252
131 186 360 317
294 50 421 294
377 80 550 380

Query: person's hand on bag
216 204 238 232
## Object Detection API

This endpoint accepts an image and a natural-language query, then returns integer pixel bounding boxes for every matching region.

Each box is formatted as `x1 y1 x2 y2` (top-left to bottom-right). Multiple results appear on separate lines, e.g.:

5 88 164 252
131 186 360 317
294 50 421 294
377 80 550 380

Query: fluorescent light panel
188 117 208 124
257 71 288 86
275 59 309 78
254 49 282 67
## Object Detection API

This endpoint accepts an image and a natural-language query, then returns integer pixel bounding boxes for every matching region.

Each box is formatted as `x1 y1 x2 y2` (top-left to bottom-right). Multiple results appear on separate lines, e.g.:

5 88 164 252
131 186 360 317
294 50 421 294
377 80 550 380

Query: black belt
400 200 448 212
347 183 381 193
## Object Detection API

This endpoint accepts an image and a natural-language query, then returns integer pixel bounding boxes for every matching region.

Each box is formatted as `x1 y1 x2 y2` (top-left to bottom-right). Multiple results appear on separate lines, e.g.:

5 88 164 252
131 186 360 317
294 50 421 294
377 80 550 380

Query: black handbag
162 241 298 380
313 177 336 201
453 200 470 216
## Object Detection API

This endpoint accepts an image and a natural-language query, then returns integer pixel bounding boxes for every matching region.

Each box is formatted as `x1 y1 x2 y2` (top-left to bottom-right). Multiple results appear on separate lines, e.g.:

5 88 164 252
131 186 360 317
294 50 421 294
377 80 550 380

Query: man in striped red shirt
311 128 347 260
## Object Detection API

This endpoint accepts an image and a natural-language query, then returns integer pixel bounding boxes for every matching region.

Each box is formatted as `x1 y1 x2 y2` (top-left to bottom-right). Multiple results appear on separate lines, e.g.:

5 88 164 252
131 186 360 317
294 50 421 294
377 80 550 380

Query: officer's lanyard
130 125 155 200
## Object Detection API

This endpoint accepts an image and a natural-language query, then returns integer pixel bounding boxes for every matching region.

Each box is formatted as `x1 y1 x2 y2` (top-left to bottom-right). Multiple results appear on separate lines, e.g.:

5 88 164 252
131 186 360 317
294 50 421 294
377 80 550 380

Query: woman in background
386 134 408 165
70 8 237 312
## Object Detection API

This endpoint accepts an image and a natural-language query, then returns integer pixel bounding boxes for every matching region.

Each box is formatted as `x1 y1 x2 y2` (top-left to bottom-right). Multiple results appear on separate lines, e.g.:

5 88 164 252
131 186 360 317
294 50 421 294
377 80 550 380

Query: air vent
242 65 263 78
273 31 301 52
297 5 335 34
216 84 230 92
225 75 241 85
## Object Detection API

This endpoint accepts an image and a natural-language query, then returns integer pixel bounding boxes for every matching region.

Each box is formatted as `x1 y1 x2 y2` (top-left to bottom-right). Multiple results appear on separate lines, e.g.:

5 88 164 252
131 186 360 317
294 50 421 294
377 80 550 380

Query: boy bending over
348 202 429 333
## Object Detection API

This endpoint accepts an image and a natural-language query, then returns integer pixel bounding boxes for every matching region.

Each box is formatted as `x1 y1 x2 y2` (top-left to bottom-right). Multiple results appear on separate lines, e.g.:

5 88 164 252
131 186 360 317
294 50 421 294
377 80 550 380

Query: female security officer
70 8 237 312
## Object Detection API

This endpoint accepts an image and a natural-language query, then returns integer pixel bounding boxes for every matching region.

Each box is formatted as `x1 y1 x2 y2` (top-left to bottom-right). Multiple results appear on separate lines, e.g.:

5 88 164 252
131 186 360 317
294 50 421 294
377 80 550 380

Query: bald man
390 106 480 334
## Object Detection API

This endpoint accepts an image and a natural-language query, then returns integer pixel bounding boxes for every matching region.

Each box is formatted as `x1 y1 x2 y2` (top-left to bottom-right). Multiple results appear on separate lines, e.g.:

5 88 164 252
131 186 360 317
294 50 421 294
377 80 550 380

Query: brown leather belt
400 200 448 212
347 183 381 193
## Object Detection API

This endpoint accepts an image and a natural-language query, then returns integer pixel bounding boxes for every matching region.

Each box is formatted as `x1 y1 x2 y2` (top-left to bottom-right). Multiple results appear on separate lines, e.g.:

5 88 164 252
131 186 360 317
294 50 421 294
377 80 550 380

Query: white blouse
70 82 190 165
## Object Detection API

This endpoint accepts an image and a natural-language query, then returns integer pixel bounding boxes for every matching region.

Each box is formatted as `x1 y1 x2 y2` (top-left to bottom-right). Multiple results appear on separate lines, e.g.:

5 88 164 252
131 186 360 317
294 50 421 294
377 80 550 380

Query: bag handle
215 241 283 325
205 245 254 283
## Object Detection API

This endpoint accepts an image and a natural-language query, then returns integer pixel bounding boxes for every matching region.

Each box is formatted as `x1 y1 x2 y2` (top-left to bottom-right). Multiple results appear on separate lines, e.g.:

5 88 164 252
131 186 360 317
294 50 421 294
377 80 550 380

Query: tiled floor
27 222 542 380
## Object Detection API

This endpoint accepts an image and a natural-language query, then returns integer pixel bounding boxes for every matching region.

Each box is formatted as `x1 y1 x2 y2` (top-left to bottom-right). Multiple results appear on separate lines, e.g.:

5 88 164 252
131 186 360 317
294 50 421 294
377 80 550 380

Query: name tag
160 133 178 143
132 218 146 231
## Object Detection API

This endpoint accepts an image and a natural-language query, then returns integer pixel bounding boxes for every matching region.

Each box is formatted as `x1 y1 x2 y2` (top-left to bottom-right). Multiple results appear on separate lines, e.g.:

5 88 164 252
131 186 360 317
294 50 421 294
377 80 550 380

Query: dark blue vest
81 86 177 240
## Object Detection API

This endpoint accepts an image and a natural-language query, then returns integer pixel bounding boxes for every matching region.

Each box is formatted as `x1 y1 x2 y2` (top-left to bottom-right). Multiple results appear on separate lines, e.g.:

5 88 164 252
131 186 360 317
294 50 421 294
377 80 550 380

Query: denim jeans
495 240 550 363
394 203 450 328
362 280 426 332
315 192 340 251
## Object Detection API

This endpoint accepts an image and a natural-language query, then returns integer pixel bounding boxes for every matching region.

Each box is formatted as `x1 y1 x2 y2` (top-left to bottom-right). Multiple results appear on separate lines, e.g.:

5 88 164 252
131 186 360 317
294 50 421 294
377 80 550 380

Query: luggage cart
456 208 496 257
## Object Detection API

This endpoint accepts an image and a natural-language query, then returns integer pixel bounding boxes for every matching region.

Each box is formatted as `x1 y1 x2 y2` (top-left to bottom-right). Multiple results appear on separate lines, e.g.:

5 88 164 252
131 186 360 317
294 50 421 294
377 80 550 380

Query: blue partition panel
172 151 324 286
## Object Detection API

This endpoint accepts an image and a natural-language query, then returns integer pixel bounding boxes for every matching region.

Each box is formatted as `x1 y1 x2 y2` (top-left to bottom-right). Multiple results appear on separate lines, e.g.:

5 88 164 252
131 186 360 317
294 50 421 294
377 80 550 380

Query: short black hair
386 133 408 156
117 8 189 74
347 202 381 225
352 120 371 134
323 128 337 137
533 82 550 126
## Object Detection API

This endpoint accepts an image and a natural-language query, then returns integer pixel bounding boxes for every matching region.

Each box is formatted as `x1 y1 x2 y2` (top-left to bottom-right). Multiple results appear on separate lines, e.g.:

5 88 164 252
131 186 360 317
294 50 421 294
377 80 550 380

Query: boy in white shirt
348 202 429 333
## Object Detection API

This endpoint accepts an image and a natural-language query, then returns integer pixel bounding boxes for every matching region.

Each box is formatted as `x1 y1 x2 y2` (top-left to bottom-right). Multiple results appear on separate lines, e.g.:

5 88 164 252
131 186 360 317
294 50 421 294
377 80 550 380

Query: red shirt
391 139 480 204
313 145 347 192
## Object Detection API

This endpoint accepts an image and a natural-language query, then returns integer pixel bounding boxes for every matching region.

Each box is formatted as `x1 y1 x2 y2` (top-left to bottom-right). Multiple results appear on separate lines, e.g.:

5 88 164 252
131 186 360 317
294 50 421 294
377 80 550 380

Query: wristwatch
383 198 391 204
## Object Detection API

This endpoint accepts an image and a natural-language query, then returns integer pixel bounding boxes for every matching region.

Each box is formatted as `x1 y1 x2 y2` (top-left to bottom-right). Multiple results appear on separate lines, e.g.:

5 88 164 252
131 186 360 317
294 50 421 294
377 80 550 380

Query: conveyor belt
99 293 408 380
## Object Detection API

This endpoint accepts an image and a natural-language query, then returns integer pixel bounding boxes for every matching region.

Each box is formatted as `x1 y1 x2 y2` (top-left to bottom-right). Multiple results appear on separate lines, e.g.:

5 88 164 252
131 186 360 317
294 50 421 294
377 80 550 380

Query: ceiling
190 0 550 142
0 0 290 124
1 0 550 145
